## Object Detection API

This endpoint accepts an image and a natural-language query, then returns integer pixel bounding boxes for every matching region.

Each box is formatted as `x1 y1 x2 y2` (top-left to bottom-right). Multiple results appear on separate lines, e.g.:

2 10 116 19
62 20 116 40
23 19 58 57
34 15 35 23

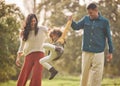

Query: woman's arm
16 31 25 66
17 31 25 55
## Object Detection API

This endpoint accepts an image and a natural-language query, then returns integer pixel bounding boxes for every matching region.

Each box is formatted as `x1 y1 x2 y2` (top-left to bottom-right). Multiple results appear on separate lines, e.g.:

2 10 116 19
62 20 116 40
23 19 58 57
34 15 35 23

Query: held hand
106 53 113 62
68 15 73 21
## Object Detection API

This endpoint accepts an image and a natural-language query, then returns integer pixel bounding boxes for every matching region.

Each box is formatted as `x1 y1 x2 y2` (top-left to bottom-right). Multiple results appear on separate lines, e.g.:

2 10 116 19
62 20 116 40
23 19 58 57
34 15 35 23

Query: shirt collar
97 12 102 20
89 12 102 21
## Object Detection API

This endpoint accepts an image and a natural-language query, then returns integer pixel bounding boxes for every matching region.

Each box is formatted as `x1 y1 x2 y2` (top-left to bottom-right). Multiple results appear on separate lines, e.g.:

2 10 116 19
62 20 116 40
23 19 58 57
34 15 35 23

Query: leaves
0 0 24 82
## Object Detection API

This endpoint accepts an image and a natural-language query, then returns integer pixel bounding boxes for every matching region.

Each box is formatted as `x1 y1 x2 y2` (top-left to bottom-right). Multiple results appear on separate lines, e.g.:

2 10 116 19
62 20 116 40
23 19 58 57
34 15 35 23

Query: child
39 20 72 80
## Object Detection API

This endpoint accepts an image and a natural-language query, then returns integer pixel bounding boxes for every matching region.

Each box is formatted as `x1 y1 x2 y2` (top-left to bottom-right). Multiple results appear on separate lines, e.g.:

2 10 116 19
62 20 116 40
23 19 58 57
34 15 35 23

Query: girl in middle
39 20 72 80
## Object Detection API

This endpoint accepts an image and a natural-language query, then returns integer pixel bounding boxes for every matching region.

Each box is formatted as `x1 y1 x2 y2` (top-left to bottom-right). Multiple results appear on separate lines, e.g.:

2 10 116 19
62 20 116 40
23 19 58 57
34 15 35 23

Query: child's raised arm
57 20 72 44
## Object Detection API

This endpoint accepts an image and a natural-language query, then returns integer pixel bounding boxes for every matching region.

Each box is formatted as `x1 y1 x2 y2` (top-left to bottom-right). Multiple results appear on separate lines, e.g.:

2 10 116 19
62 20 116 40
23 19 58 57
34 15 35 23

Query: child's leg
43 43 56 52
39 55 52 70
41 43 58 62
40 43 58 80
39 55 58 80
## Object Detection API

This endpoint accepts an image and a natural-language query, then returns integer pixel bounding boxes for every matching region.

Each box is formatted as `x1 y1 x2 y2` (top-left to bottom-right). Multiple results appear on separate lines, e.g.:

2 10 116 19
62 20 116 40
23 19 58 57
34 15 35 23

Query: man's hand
106 53 113 62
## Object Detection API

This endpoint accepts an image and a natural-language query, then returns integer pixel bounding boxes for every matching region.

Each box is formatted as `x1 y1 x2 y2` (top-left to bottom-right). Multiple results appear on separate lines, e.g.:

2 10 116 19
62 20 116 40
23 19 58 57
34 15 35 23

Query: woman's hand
16 52 22 67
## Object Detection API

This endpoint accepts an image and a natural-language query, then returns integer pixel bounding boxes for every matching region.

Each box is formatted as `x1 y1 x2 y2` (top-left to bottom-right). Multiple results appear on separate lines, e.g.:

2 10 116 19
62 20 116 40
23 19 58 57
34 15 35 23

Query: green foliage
0 0 24 82
98 0 120 76
37 0 86 27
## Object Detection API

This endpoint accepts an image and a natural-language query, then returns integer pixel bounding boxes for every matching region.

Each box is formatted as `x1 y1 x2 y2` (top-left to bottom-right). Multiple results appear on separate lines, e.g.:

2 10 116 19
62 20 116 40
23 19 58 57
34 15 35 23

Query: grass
42 76 80 86
0 75 120 86
102 78 120 86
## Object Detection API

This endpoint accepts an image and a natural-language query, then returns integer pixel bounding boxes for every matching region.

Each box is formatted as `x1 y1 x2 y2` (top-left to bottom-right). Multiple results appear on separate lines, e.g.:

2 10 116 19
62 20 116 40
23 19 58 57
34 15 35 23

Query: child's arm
57 20 72 44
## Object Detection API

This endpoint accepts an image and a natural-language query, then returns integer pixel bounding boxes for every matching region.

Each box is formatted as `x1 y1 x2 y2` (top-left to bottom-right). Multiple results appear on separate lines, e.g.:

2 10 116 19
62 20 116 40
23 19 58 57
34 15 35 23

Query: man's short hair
87 3 97 10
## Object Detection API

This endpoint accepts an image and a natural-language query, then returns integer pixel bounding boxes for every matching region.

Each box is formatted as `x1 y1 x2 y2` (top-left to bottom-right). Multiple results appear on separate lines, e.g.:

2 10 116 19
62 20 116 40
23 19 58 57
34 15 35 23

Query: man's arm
71 16 85 30
105 20 113 62
105 20 113 53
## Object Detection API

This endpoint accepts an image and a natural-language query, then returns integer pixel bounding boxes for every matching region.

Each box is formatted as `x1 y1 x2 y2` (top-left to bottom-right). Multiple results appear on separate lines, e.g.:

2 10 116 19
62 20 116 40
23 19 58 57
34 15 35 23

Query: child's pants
80 51 104 86
39 43 62 70
17 52 44 86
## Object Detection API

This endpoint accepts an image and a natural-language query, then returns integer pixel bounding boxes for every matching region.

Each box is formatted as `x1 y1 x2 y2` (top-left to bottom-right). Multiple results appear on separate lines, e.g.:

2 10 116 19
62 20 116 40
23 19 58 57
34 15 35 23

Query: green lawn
0 76 120 86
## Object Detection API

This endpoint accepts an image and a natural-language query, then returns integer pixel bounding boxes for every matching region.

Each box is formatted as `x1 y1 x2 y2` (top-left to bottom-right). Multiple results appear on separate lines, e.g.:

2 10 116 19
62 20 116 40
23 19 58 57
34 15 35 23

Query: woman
16 14 48 86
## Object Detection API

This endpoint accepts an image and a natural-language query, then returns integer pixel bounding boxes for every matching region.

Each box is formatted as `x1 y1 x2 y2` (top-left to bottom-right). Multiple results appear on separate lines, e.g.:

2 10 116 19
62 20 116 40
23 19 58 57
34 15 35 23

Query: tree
37 0 86 26
98 0 120 76
0 0 24 82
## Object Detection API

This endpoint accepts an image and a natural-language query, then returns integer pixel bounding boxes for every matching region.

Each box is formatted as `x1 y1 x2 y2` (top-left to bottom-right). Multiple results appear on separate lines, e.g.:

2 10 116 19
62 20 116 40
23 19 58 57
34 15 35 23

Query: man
68 3 113 86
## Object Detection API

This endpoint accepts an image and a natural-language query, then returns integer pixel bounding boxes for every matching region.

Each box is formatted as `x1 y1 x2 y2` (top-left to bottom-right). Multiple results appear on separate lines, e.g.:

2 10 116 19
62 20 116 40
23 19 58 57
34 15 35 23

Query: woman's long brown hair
22 14 39 41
